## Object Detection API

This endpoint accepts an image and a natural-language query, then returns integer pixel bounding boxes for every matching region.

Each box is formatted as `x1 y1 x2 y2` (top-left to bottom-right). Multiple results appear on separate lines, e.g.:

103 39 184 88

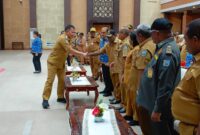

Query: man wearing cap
110 29 133 108
172 18 200 135
136 18 180 135
128 24 133 32
86 27 100 79
124 24 156 126
42 25 87 109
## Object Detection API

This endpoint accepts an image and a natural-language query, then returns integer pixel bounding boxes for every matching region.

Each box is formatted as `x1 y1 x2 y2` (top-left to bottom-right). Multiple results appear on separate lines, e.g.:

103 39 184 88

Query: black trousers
102 64 113 94
137 102 177 135
32 53 42 72
67 56 71 66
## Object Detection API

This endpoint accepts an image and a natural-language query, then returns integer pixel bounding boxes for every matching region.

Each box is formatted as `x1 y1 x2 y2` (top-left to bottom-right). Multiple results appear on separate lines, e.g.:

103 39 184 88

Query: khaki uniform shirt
172 52 200 126
86 36 100 52
100 43 116 65
47 34 71 69
124 38 155 89
113 37 133 74
132 38 155 70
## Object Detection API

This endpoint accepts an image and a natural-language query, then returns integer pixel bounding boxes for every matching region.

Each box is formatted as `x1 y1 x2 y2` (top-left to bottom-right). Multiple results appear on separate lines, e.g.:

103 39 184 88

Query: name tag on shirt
147 68 153 78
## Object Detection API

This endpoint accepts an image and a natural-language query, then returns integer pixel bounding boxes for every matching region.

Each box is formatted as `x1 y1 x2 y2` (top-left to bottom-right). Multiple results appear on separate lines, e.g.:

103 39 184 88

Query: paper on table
67 66 81 71
82 109 120 135
70 77 91 85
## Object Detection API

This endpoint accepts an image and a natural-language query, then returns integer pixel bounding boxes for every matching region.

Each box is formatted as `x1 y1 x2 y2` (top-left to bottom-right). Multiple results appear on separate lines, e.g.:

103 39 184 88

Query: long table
69 106 137 135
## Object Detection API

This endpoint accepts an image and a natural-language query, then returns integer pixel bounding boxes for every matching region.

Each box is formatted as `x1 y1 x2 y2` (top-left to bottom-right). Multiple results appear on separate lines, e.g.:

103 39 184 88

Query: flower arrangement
92 106 104 117
92 98 108 122
71 71 80 81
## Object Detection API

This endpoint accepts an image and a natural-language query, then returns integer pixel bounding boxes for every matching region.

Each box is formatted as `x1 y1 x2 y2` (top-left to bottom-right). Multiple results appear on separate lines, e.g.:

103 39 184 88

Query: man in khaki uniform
76 33 86 64
86 27 100 79
42 25 86 109
87 30 117 97
123 25 156 126
110 29 133 112
172 19 200 135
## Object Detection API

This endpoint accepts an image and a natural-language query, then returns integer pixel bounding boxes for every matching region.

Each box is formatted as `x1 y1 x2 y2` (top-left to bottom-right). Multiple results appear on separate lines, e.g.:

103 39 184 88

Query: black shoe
109 98 115 102
110 100 121 104
42 100 49 109
103 93 112 97
115 107 123 111
123 115 133 121
99 90 106 94
33 71 41 74
57 98 66 103
94 77 99 81
129 120 139 126
119 107 126 113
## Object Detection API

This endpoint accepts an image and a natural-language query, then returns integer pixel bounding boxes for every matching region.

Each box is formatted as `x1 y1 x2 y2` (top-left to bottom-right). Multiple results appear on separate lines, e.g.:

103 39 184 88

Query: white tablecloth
82 109 120 135
181 68 187 80
67 66 81 71
70 77 91 85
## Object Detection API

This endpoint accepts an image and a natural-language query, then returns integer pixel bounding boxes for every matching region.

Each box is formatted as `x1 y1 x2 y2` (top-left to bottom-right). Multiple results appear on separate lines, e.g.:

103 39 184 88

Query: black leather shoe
103 93 112 97
99 90 106 94
115 107 123 111
94 77 99 81
123 115 133 121
119 107 126 113
33 71 41 74
109 98 115 102
110 100 121 104
42 100 49 109
129 120 139 126
57 98 66 103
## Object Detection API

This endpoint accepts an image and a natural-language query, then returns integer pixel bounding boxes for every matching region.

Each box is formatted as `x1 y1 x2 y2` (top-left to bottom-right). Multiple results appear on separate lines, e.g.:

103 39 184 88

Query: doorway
93 23 113 33
0 0 4 50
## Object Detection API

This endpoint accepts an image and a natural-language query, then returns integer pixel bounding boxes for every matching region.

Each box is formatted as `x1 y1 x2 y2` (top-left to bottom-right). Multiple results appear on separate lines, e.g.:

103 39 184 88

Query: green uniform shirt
136 37 181 113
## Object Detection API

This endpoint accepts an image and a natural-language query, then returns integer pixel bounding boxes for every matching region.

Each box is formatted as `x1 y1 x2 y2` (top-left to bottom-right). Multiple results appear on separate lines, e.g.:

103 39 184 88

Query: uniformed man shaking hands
42 25 86 109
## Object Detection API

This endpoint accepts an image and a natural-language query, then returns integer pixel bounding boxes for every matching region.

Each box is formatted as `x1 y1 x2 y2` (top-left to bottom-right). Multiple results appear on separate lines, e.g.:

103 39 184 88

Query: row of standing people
87 18 200 135
39 18 200 135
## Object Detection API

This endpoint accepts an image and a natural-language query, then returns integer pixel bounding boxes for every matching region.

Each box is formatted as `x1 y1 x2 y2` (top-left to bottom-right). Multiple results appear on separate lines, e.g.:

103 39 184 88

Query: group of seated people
70 18 200 135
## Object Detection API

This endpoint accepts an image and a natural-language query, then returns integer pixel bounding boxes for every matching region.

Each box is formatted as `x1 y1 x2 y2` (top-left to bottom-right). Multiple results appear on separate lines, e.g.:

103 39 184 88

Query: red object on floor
0 68 5 74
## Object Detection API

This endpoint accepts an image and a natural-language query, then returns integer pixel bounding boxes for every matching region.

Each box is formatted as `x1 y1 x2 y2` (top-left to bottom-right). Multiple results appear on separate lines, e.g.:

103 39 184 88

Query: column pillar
64 0 71 26
29 0 37 28
182 11 188 33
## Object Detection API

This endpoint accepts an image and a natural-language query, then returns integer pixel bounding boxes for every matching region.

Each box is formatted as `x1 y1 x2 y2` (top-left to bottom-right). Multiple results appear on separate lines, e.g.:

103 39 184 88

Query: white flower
99 103 109 110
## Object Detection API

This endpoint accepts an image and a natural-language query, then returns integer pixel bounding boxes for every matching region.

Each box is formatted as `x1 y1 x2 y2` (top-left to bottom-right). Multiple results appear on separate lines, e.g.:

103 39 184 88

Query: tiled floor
0 50 142 135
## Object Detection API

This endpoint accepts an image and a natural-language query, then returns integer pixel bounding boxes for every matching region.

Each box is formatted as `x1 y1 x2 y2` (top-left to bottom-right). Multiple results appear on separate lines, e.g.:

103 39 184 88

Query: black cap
151 18 173 31
107 29 116 37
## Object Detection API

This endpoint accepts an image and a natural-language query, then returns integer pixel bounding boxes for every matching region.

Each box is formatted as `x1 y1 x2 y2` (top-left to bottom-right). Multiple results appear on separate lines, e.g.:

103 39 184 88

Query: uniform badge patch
140 50 147 57
166 46 172 54
163 60 170 67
